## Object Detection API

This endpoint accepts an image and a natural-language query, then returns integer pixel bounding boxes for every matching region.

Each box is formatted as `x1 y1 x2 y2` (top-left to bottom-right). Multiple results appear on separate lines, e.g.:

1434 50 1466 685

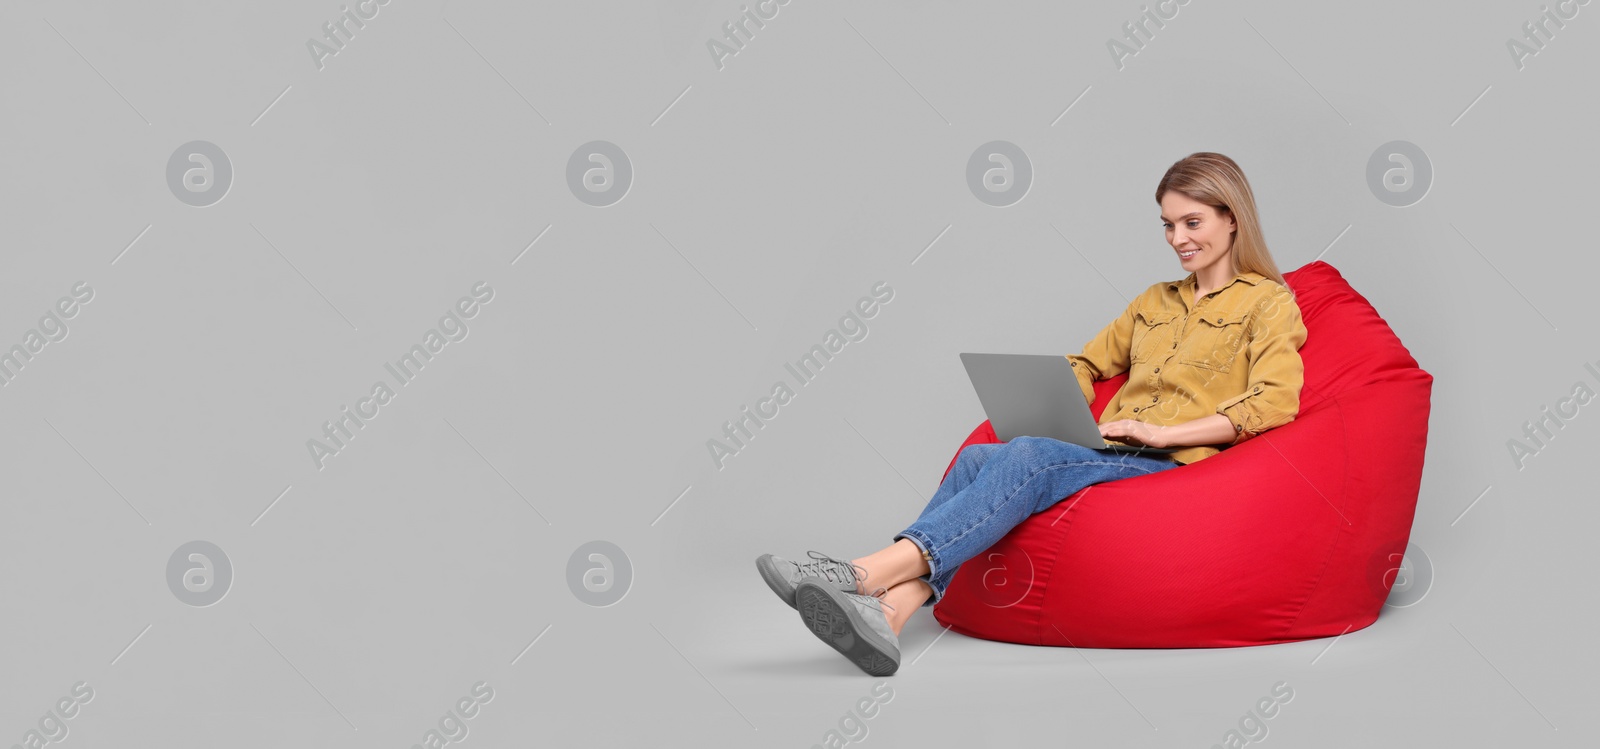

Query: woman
756 152 1308 676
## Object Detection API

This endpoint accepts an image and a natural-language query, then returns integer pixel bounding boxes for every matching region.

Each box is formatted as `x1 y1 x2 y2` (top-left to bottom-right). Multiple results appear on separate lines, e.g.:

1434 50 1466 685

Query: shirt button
1154 367 1160 373
1216 317 1223 323
1151 395 1158 402
1070 360 1076 367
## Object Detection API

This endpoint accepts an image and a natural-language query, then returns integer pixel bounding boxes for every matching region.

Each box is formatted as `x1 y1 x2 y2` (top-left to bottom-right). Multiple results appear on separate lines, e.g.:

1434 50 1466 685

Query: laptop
959 352 1179 457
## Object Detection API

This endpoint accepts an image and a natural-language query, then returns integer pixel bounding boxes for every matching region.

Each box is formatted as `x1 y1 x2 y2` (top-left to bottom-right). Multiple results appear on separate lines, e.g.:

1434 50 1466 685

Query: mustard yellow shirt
1064 269 1307 466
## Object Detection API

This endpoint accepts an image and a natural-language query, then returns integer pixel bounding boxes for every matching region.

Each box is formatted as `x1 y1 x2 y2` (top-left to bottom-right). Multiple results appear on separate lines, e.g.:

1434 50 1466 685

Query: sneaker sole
754 554 799 609
795 581 901 677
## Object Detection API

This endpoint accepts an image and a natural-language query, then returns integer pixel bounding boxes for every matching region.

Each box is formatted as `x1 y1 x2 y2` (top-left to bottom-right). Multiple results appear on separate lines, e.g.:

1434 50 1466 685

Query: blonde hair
1155 152 1292 298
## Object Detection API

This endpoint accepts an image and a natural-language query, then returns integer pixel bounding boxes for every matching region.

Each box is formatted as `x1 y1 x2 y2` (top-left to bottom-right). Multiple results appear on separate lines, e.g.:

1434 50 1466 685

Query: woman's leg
879 579 933 635
845 444 1004 593
850 539 929 596
915 443 1005 523
876 437 1180 608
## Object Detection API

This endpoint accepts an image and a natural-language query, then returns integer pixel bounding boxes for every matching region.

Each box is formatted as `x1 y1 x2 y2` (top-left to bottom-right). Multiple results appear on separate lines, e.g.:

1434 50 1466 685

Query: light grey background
1 0 1594 746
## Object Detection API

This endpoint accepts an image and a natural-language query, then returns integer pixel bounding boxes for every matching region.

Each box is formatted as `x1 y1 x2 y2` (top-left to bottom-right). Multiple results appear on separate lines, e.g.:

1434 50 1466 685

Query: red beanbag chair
931 261 1433 647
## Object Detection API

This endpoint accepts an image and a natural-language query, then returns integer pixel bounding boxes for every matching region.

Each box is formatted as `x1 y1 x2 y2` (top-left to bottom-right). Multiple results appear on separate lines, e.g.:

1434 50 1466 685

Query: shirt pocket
1129 309 1178 363
1181 309 1251 372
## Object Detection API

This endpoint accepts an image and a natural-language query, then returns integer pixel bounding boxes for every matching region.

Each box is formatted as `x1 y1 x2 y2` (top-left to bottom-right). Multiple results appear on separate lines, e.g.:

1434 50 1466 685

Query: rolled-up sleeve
1065 293 1141 407
1215 286 1307 444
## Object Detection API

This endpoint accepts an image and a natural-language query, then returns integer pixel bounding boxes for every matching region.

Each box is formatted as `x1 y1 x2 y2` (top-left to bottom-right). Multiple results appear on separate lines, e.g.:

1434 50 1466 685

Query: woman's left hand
1098 420 1169 448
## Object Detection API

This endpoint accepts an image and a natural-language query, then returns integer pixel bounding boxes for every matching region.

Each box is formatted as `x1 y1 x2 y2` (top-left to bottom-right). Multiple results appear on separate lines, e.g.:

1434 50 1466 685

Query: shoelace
797 550 870 589
795 552 896 614
856 585 896 615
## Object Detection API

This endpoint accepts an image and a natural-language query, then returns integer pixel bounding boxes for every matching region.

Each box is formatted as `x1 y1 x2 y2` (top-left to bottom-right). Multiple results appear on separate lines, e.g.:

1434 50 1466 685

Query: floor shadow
722 650 871 677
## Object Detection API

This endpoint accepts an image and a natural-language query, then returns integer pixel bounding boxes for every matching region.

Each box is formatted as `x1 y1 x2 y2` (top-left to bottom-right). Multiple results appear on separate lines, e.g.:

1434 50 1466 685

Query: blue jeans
894 436 1182 607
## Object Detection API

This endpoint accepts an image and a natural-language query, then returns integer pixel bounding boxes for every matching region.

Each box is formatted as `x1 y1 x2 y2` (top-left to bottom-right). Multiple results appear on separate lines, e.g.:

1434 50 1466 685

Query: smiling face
1160 192 1236 277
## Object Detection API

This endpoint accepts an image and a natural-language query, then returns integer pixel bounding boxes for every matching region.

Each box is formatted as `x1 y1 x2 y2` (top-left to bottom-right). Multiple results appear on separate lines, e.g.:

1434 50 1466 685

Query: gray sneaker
755 551 866 609
795 578 901 676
